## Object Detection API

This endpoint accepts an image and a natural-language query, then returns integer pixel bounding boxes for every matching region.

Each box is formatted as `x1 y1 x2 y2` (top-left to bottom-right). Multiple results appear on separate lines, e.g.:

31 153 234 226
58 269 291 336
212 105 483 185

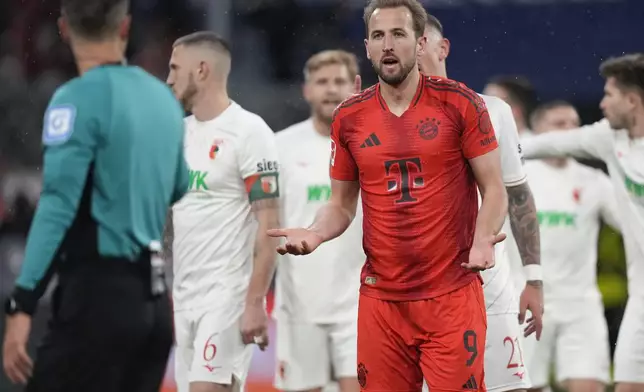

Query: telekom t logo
384 158 424 204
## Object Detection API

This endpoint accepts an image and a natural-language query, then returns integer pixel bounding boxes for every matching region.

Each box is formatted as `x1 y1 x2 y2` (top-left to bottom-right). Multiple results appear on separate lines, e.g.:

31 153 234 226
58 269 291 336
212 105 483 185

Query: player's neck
192 90 230 123
432 63 447 79
71 39 126 75
629 110 644 139
311 115 331 137
379 69 421 113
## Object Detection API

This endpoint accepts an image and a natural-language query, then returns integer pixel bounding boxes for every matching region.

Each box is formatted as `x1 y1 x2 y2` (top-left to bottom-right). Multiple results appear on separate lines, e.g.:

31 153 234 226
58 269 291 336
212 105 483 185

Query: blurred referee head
599 53 644 130
483 75 537 133
59 0 131 42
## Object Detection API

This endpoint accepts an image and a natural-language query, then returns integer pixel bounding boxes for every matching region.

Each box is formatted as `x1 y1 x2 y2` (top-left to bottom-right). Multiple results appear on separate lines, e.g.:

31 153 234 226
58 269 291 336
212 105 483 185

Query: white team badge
261 175 278 194
43 104 77 145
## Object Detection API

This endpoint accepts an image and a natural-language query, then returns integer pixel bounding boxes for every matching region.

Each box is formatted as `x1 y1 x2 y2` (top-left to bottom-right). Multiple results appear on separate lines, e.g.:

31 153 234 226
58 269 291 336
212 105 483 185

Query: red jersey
329 74 498 301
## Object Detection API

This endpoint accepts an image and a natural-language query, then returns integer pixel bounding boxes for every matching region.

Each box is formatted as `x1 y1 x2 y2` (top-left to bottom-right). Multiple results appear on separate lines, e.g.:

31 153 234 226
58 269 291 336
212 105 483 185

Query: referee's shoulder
50 72 102 102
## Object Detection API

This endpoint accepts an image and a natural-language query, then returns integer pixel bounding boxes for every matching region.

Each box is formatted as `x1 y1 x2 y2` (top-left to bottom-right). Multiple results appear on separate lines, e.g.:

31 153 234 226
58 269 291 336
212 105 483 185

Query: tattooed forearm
506 182 541 271
161 209 174 263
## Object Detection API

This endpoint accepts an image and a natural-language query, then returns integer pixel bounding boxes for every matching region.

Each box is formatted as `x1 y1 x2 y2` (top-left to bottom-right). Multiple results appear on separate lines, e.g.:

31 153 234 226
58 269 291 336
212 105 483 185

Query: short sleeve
460 93 499 160
329 114 359 181
494 100 527 186
237 119 281 202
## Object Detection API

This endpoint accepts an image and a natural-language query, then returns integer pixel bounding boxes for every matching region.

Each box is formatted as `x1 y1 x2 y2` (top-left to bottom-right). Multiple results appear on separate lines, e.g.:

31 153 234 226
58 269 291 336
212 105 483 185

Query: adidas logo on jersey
462 375 478 390
360 133 381 148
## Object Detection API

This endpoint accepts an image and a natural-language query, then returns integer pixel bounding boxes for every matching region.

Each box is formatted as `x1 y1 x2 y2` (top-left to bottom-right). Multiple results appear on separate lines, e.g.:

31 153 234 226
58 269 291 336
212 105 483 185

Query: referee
1 0 188 391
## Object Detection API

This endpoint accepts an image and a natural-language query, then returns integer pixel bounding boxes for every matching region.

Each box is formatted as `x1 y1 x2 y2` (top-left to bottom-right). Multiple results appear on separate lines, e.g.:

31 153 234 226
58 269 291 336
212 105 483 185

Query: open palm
266 228 324 255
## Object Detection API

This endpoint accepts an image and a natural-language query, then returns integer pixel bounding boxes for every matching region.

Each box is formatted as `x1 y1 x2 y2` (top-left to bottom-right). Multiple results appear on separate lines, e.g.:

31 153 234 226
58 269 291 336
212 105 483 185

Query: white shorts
422 312 531 392
174 308 253 391
522 299 610 388
274 318 357 391
614 295 644 383
484 312 532 392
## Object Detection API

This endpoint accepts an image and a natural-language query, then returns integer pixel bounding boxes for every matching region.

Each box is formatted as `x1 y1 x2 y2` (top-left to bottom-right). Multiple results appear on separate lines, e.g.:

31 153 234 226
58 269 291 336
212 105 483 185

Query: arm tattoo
506 182 541 285
161 209 173 263
250 197 279 212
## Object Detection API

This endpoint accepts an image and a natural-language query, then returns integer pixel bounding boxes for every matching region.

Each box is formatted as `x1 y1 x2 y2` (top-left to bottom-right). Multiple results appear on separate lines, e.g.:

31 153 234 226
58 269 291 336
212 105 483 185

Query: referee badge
43 104 77 145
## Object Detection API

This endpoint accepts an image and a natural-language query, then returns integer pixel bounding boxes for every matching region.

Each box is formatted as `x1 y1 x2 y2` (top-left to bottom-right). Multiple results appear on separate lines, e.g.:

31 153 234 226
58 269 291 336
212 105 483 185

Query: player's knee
563 379 605 392
337 377 360 392
615 382 644 392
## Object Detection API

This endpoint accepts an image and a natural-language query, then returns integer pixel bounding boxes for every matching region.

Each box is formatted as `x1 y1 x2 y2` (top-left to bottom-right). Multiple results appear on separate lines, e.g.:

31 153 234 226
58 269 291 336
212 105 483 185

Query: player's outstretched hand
353 74 362 95
266 228 324 255
519 281 544 340
462 233 507 271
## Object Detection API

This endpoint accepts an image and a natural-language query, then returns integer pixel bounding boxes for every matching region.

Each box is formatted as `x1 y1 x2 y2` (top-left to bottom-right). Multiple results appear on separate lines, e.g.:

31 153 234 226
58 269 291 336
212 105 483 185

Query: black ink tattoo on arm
161 209 173 263
506 182 541 286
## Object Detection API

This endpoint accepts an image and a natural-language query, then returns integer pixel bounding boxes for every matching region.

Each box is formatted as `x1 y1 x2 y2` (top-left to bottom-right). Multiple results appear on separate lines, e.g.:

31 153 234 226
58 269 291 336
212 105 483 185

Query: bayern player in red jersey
268 0 508 390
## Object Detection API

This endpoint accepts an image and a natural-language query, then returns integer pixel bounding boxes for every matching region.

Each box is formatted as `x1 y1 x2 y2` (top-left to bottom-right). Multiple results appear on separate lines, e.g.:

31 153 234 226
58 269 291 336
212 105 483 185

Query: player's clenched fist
462 233 507 271
267 228 324 255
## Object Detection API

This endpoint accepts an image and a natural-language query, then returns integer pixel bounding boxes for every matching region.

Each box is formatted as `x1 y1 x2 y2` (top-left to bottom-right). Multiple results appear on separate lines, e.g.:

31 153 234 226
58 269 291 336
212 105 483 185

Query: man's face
166 45 199 111
417 26 449 76
304 64 354 124
600 77 633 130
364 7 423 86
482 83 510 103
533 106 580 134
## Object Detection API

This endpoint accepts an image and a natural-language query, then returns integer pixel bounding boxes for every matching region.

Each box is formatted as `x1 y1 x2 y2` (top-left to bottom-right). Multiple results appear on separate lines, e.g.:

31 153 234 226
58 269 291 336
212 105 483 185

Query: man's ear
58 17 70 43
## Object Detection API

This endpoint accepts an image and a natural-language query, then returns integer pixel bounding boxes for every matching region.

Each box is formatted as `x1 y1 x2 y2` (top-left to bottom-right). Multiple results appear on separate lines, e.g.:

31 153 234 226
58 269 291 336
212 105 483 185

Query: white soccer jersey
525 159 619 302
522 119 644 297
274 119 364 324
172 102 279 316
478 94 528 314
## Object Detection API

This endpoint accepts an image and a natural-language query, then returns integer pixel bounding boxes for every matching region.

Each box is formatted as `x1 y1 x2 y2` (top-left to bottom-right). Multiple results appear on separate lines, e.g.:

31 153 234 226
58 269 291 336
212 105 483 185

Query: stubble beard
372 58 416 87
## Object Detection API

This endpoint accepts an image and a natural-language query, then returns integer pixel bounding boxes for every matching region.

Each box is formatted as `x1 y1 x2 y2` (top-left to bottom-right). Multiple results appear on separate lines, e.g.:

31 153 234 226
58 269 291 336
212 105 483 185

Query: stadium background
0 0 640 390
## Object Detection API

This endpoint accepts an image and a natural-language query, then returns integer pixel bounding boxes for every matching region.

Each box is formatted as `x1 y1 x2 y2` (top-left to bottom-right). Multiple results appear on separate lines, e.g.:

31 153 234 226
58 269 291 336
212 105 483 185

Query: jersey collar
376 73 425 114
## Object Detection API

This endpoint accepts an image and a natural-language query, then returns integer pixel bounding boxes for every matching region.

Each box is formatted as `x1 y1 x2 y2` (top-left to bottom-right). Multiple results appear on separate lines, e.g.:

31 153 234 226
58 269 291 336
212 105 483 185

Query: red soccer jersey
329 74 499 301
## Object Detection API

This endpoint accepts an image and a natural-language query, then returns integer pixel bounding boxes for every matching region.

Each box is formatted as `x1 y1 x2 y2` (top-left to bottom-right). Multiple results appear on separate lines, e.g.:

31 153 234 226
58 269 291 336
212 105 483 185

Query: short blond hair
303 50 359 81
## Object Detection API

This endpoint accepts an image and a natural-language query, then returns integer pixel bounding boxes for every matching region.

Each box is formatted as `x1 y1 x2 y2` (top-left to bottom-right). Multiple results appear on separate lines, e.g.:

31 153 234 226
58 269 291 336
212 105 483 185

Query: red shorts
357 279 487 392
